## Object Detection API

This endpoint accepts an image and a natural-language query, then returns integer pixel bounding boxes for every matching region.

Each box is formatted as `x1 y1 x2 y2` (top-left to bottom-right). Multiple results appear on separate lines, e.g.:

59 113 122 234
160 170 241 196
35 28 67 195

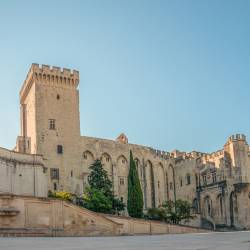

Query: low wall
0 193 121 236
104 214 208 235
0 194 208 237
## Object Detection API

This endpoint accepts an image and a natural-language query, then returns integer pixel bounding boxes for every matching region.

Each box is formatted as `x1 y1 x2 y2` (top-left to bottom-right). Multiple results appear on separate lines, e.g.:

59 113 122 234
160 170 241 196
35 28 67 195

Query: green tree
146 199 194 224
127 150 143 218
83 187 112 213
88 159 112 197
83 159 125 214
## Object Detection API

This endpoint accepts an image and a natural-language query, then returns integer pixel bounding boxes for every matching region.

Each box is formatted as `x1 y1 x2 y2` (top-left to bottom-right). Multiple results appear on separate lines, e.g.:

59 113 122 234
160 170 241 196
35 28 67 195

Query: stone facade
0 146 47 197
15 63 250 229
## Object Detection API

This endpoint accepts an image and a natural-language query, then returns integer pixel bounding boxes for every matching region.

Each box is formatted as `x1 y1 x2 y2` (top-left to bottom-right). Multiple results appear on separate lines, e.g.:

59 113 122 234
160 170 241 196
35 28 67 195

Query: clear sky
0 0 250 153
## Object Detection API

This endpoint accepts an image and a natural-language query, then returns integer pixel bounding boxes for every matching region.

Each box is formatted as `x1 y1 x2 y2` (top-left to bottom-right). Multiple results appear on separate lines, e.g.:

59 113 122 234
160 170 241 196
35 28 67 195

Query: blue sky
0 0 250 153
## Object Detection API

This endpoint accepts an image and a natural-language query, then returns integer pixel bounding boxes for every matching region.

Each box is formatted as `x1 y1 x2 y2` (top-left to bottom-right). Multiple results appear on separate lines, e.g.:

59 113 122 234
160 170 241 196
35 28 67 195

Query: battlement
228 134 246 142
20 63 80 103
30 63 79 78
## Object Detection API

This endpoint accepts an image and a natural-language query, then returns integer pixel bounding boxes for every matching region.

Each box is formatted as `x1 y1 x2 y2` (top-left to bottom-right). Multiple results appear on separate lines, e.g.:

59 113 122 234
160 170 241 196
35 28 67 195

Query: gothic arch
168 164 176 201
82 150 95 170
204 195 212 218
157 162 165 205
116 155 128 177
216 193 224 219
145 160 156 208
101 152 113 177
82 150 95 191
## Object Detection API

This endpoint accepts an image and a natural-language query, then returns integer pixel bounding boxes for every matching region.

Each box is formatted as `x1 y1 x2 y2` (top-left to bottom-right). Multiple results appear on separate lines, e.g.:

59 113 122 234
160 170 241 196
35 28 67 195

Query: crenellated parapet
228 134 246 142
20 63 79 103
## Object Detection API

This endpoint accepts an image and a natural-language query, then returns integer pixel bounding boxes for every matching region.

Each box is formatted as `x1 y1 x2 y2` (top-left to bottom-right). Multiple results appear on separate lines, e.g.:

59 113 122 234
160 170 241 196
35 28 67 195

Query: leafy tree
83 187 112 213
127 150 143 218
112 196 126 214
146 199 194 224
83 159 125 214
88 159 113 197
146 207 167 221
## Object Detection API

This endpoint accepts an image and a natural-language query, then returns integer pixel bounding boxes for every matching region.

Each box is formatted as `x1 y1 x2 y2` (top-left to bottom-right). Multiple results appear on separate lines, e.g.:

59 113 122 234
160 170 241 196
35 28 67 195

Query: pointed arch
157 162 165 206
116 155 128 177
145 160 156 208
101 152 113 177
168 164 176 202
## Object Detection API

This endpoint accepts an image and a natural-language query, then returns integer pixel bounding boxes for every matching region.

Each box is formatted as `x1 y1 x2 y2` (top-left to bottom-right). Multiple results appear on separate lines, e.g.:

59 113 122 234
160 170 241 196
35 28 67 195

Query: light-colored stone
0 194 206 236
0 146 47 197
7 63 250 230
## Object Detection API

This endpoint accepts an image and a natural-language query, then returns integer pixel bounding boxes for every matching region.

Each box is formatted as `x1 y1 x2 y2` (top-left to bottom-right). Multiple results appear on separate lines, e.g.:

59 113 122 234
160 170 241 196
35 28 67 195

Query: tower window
57 145 63 154
119 177 125 186
49 119 56 130
186 174 191 185
51 168 59 180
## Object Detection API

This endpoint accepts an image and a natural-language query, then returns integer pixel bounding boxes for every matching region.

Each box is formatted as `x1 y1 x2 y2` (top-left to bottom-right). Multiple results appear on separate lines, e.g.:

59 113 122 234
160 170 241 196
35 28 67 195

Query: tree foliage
88 159 113 197
83 187 112 213
127 150 143 218
147 199 194 224
83 159 125 214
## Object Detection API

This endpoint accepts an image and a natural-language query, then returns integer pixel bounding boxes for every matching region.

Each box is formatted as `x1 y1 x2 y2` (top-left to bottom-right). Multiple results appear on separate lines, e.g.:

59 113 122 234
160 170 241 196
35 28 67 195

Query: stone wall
104 214 207 235
0 194 208 237
0 147 47 197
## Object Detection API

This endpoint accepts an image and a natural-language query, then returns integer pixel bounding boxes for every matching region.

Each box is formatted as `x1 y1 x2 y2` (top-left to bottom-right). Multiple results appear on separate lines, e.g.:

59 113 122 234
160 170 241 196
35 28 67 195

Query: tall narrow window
180 178 183 187
212 173 217 183
57 145 63 154
53 182 57 191
51 168 59 180
186 174 191 185
119 177 125 186
49 119 56 130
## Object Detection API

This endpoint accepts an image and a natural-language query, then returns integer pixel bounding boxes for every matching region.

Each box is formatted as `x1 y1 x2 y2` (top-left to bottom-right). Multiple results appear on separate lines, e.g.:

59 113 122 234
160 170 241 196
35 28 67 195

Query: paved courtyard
1 232 250 250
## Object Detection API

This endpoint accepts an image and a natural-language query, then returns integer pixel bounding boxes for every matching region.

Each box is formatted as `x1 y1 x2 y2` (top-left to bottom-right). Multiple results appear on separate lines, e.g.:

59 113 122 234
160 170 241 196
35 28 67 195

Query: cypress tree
127 150 143 218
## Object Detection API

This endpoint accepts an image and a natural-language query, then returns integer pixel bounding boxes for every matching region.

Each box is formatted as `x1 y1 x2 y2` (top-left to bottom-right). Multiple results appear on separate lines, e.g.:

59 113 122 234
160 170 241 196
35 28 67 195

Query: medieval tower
17 64 81 192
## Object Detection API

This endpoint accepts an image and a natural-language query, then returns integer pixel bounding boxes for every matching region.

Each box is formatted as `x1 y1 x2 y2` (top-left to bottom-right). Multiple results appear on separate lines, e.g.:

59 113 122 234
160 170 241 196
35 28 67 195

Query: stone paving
1 232 250 250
